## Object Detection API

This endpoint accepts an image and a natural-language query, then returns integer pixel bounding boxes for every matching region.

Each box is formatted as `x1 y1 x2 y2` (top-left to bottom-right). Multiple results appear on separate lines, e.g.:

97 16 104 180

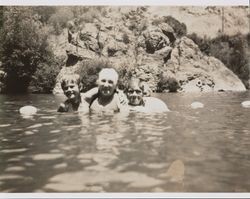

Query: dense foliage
29 57 63 93
0 7 59 93
188 32 250 88
157 75 180 92
0 6 3 28
32 6 56 24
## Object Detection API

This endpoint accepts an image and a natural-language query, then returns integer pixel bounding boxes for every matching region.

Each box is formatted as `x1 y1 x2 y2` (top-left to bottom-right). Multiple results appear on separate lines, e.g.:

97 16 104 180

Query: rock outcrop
162 37 246 92
53 7 246 94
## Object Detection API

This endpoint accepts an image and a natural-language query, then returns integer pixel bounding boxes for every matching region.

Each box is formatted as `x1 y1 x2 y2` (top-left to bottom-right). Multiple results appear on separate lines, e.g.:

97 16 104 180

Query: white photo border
0 0 249 6
0 0 249 198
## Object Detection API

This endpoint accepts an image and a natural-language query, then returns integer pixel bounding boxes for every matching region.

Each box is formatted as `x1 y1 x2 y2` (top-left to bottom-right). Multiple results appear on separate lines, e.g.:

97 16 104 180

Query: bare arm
115 92 129 112
81 87 99 104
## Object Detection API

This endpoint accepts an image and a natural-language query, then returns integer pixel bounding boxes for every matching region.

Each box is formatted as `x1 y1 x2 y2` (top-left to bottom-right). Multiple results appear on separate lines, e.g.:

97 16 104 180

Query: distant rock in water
19 106 37 116
241 101 250 108
191 102 204 109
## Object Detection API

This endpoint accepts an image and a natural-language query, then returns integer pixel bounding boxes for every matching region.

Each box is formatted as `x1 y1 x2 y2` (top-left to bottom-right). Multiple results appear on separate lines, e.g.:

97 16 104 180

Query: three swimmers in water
57 68 169 113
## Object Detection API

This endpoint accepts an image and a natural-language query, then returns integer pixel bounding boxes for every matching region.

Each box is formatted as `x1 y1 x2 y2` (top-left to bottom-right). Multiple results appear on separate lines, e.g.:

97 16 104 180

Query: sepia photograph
0 0 250 197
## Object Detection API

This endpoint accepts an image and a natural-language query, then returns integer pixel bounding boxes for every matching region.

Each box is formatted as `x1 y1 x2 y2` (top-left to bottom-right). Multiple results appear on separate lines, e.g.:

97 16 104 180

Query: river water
0 91 250 192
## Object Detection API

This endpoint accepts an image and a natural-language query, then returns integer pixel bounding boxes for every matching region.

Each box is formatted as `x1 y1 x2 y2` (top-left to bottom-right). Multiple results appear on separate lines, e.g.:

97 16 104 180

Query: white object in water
241 101 250 108
191 102 204 109
19 105 37 116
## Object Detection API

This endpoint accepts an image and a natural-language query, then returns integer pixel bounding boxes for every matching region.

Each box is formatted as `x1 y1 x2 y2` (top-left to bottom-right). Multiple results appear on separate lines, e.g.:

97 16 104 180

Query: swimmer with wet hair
58 74 89 112
89 68 128 113
125 77 170 113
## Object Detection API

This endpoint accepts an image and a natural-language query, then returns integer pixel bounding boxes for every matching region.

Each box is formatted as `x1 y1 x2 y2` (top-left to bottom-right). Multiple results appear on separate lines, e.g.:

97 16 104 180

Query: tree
29 57 63 93
0 7 53 93
188 32 250 88
32 6 56 24
0 6 3 29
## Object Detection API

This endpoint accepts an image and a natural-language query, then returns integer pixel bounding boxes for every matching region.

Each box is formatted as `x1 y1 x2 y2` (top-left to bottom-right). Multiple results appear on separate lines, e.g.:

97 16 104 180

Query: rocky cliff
52 6 247 94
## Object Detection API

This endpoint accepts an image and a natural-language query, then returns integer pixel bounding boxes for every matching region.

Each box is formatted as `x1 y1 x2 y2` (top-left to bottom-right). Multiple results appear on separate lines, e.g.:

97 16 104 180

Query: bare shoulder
81 87 99 104
144 97 170 112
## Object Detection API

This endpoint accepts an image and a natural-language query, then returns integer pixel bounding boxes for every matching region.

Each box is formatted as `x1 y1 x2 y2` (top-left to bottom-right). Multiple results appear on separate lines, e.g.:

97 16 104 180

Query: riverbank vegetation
0 7 62 93
187 32 250 88
0 6 249 93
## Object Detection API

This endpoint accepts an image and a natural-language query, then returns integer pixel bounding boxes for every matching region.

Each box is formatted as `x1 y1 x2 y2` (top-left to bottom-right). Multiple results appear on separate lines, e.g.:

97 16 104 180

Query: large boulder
158 23 176 43
142 26 170 53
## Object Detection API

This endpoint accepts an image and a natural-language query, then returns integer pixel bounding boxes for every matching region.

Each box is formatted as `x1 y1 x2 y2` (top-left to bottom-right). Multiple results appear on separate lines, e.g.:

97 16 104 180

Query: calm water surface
0 92 250 192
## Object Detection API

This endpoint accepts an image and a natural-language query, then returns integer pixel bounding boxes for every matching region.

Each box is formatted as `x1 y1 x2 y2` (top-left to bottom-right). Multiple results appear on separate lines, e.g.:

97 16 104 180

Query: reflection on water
0 92 250 192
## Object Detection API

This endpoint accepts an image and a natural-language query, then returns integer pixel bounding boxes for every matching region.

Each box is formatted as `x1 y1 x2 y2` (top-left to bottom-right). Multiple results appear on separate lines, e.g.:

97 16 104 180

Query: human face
63 81 81 102
97 74 117 97
127 84 143 106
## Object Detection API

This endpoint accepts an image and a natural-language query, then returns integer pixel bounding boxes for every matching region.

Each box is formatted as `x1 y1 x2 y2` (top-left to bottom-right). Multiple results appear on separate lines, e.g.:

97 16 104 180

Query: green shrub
32 6 56 24
187 32 250 88
48 7 74 35
187 33 211 55
0 7 54 93
116 64 133 90
157 74 180 92
210 34 250 87
29 56 63 93
0 6 3 29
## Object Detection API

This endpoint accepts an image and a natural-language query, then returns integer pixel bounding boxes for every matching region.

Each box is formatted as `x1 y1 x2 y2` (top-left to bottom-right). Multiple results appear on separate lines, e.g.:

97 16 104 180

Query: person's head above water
126 77 144 106
61 74 82 103
97 68 119 97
